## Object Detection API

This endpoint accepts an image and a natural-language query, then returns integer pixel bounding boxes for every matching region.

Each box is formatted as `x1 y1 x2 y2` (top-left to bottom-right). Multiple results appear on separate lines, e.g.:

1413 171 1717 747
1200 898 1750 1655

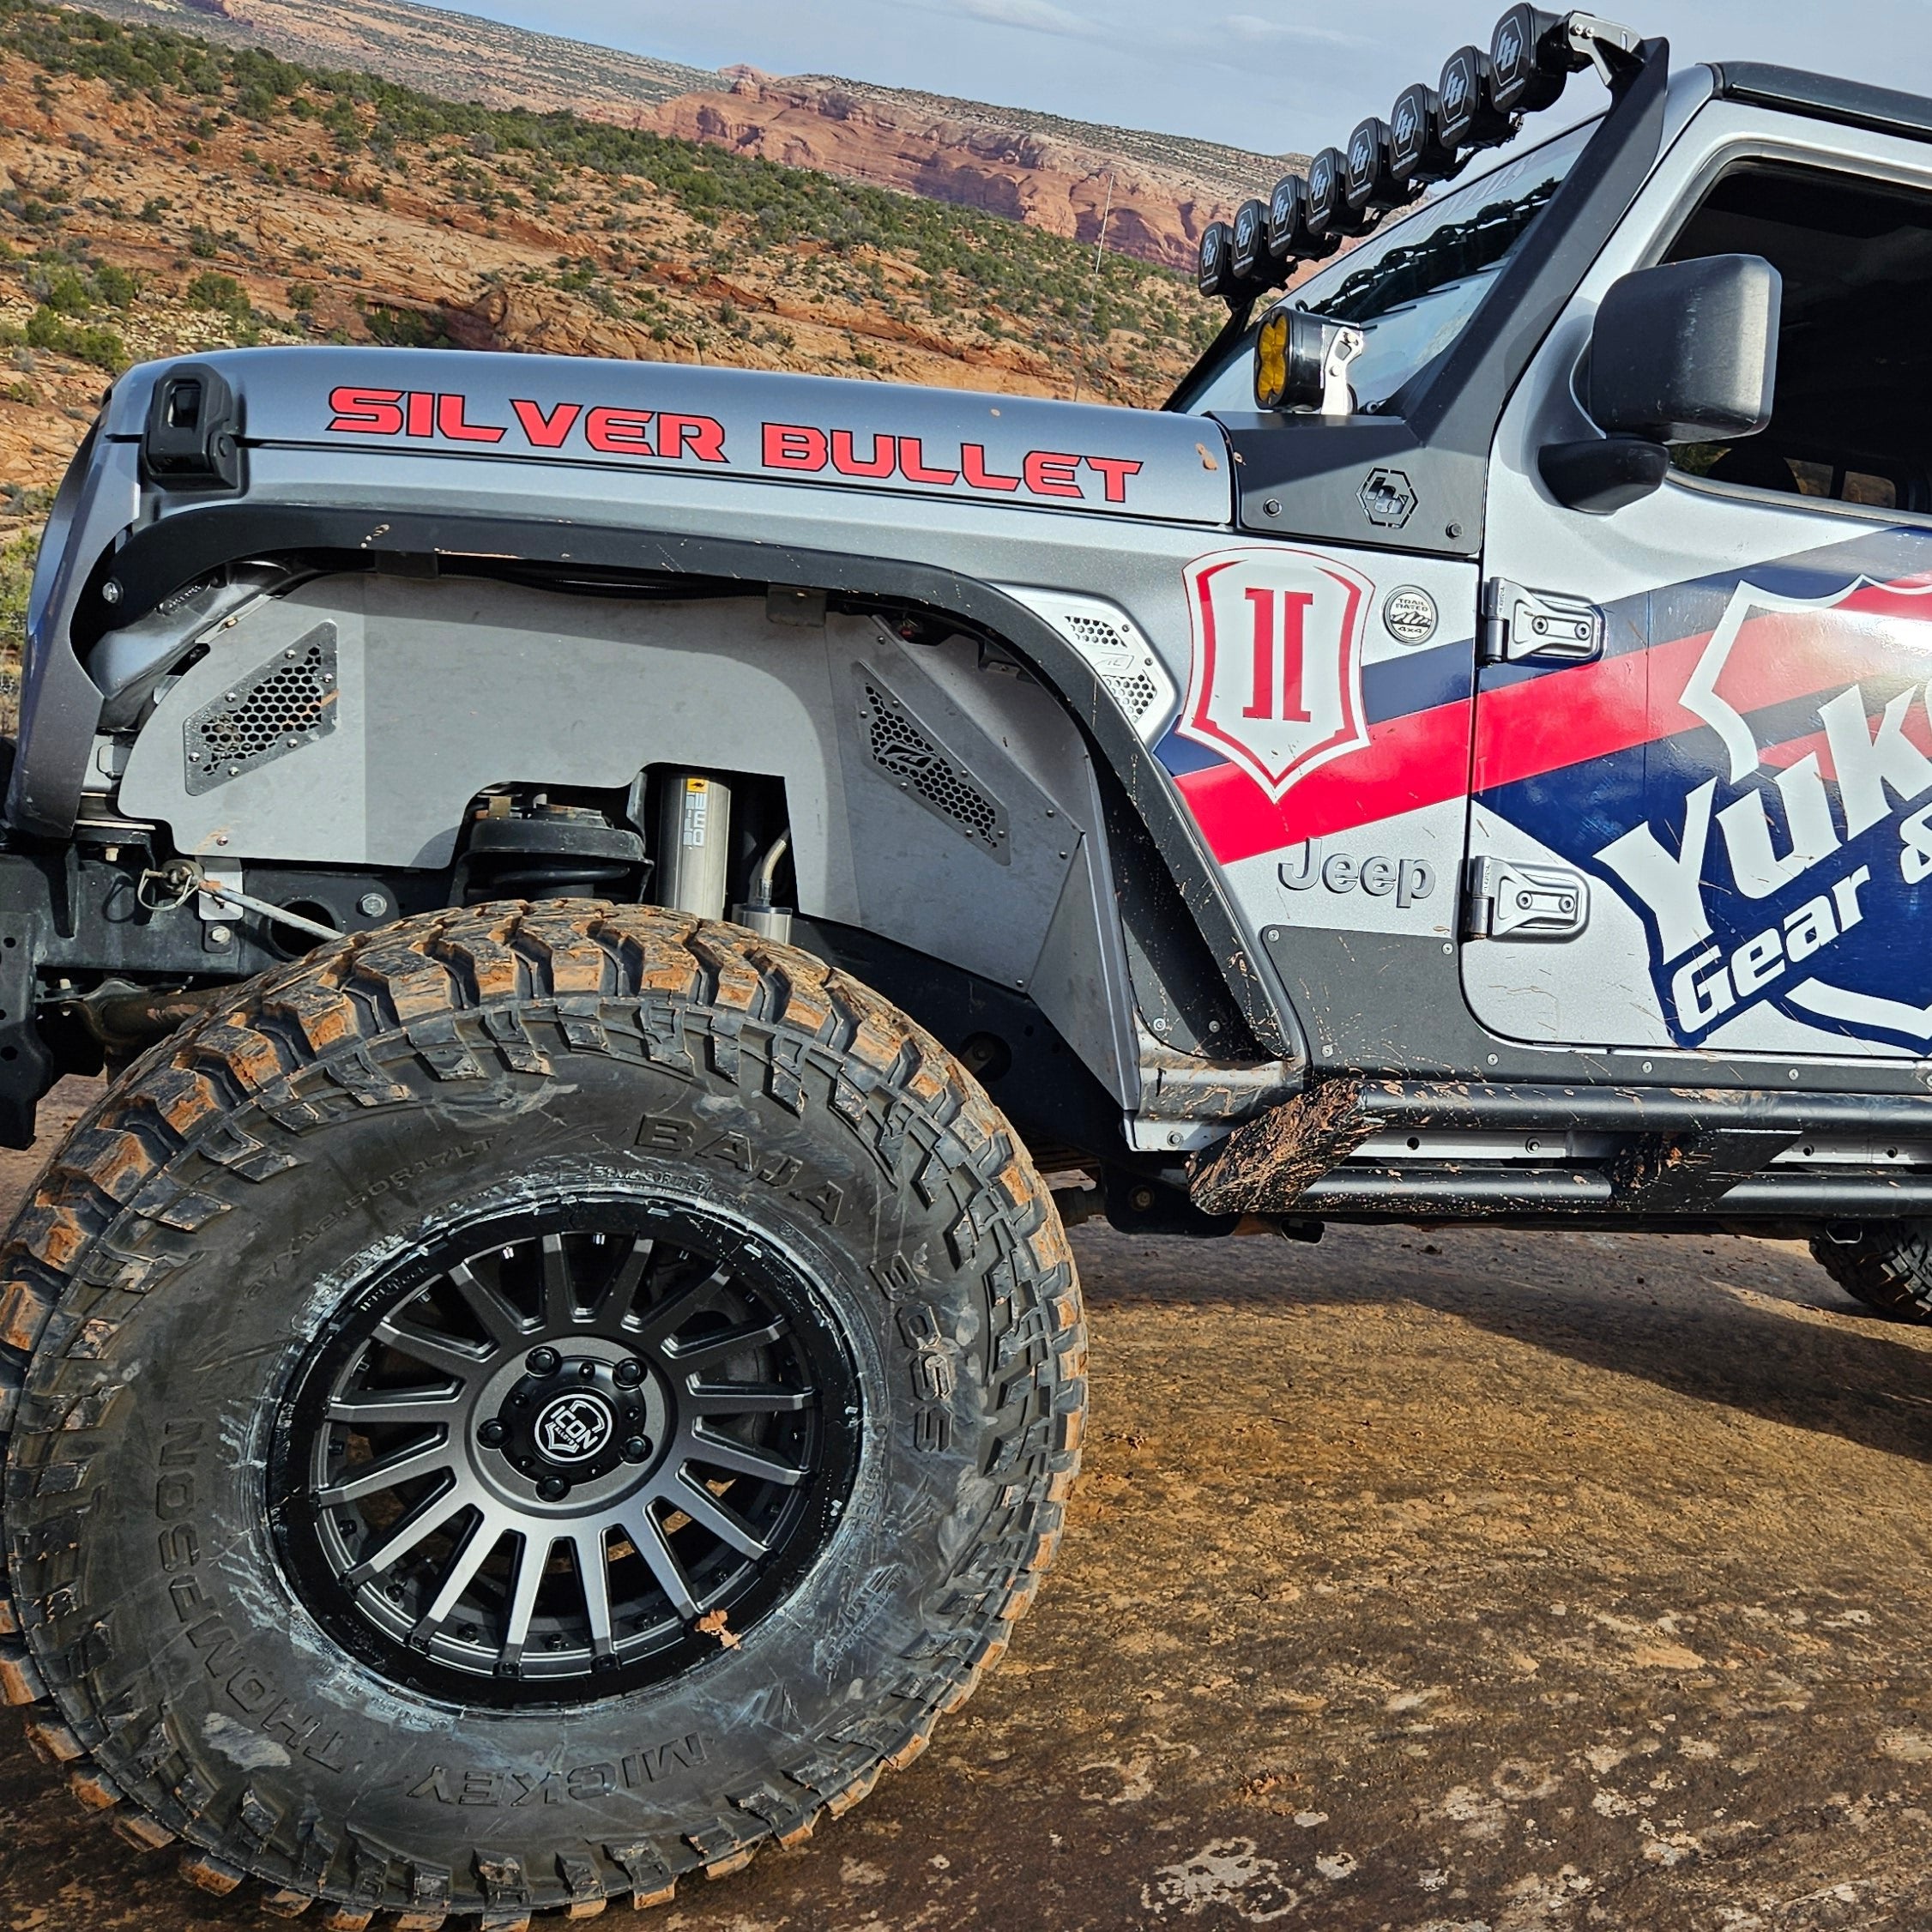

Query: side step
1190 1077 1932 1223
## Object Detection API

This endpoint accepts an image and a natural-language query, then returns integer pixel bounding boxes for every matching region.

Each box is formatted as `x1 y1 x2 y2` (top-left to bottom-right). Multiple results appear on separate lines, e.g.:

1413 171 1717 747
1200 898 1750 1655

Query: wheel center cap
534 1391 615 1464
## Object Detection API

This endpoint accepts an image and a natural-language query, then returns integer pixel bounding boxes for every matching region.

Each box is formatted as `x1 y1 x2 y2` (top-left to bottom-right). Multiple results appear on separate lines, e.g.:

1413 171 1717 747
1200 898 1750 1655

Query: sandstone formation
656 68 1295 273
79 0 1300 271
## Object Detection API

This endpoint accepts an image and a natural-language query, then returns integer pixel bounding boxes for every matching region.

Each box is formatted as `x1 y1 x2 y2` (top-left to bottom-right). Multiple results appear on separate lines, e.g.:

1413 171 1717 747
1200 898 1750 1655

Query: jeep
6 7 1932 1918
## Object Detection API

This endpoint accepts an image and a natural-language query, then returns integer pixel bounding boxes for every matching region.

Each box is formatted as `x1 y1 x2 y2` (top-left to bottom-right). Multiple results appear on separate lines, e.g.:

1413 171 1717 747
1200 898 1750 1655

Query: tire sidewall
24 1015 1009 1879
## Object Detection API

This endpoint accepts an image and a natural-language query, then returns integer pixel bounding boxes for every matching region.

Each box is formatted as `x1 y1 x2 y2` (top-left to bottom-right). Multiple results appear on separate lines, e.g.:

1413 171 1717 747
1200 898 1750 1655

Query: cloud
1220 13 1374 50
925 0 1102 39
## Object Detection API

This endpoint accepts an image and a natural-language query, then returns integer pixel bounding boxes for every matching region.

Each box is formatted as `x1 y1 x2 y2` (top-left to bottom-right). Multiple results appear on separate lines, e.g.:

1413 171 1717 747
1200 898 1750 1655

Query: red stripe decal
1178 699 1471 866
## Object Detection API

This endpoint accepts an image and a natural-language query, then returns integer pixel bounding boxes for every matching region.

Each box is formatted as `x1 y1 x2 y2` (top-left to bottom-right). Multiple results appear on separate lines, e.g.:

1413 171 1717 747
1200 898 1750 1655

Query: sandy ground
4 1078 1932 1929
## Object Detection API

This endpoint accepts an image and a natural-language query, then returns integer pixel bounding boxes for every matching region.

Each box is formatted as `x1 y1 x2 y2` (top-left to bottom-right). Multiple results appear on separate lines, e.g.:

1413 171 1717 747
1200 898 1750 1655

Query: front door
1465 131 1932 1060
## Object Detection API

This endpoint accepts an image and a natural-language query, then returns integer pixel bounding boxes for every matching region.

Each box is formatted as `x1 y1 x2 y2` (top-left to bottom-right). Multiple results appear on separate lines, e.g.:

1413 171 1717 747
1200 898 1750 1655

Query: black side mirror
1540 253 1782 513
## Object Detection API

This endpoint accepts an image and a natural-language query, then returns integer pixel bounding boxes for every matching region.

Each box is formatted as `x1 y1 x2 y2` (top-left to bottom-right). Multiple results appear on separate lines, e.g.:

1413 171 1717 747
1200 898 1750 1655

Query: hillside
72 0 723 112
72 0 1293 268
0 0 1226 722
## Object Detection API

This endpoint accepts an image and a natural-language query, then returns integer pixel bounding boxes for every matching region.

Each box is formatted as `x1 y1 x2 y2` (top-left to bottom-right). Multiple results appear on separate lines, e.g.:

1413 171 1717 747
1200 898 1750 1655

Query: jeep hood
106 347 1235 527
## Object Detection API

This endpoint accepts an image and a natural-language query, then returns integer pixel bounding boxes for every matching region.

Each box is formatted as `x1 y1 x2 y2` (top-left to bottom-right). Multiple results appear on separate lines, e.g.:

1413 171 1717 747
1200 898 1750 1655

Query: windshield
1175 118 1595 415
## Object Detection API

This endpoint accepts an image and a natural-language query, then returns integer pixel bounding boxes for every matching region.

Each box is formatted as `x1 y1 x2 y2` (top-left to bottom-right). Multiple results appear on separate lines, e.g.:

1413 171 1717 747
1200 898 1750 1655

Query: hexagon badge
1359 466 1416 528
1178 546 1374 800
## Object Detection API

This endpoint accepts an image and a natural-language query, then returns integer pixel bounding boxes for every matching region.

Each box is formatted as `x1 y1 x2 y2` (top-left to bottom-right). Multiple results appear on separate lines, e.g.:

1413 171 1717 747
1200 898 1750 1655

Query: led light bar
1196 8 1643 303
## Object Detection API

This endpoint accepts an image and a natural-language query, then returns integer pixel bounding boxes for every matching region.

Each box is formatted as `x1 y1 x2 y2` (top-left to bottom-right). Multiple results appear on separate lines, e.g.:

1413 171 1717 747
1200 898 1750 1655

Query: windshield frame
1165 115 1603 418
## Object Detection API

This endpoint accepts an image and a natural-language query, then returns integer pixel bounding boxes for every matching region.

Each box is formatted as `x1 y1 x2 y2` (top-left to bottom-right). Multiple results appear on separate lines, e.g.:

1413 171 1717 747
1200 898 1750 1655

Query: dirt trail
4 1078 1930 1929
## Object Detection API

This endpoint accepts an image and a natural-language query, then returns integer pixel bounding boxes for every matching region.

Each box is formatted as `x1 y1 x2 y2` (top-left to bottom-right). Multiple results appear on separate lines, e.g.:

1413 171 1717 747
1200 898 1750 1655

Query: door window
1663 162 1932 514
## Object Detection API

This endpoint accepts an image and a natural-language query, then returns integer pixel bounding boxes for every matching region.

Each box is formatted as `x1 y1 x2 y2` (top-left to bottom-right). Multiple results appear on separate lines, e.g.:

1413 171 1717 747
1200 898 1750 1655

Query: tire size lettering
897 1302 957 1454
273 1136 497 1268
408 1736 706 1806
637 1115 845 1223
155 1419 347 1771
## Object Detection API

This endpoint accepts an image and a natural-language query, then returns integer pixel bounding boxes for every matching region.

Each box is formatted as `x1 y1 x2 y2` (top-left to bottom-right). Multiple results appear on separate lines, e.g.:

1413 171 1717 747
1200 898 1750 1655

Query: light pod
1488 5 1574 112
1231 196 1287 290
1265 172 1338 265
1197 220 1235 299
1387 81 1463 188
1343 115 1415 215
1437 42 1517 151
1304 145 1375 242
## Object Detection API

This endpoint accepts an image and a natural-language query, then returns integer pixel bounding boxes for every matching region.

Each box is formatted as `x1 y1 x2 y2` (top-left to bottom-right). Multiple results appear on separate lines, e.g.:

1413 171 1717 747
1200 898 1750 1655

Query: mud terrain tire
1810 1224 1932 1323
0 903 1084 1922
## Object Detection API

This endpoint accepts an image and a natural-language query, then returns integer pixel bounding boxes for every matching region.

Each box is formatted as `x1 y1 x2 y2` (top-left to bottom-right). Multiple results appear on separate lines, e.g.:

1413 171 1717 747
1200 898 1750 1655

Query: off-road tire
1810 1223 1932 1322
0 902 1084 1923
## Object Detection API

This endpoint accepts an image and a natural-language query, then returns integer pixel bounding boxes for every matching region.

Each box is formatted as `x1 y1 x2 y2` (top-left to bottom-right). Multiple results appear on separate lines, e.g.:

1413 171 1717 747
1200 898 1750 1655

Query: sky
409 0 1932 152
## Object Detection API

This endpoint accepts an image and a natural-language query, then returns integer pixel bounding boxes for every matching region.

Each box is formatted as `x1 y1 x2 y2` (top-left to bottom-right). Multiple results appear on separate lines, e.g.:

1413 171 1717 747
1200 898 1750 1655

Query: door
1466 120 1932 1060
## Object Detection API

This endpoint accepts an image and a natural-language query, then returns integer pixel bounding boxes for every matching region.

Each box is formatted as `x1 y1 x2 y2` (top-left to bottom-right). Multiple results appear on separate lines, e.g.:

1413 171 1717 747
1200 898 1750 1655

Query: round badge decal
1383 585 1438 645
534 1392 615 1464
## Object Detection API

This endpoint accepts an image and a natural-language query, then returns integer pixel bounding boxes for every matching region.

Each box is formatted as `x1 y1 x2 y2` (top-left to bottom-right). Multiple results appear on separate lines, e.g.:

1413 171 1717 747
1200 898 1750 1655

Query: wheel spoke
318 1433 455 1506
447 1257 529 1348
669 1471 773 1556
619 1500 699 1620
683 1380 812 1417
597 1235 655 1326
344 1482 468 1586
684 1426 809 1488
571 1527 616 1657
631 1264 734 1347
539 1233 577 1331
662 1315 785 1367
502 1529 557 1668
414 1511 510 1642
329 1386 463 1428
374 1318 490 1379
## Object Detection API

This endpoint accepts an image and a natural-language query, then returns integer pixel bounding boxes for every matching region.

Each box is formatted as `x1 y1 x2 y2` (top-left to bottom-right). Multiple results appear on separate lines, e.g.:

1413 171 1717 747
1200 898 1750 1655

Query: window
1664 162 1932 512
1174 120 1594 416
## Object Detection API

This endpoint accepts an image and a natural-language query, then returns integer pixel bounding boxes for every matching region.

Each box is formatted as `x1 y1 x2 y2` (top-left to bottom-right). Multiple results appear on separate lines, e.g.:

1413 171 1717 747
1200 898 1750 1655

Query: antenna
1071 172 1115 406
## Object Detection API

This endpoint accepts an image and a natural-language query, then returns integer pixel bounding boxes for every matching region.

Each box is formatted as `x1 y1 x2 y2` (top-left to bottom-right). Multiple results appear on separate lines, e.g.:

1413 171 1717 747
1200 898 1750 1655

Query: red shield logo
1177 547 1374 800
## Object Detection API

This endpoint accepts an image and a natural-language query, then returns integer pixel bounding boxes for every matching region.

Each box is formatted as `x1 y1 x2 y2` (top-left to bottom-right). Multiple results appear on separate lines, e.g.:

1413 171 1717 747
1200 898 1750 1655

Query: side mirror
1540 253 1782 514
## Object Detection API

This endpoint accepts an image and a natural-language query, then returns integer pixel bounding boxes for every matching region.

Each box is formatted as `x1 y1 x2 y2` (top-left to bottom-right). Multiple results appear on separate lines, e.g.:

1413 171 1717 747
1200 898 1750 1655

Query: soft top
1711 62 1932 145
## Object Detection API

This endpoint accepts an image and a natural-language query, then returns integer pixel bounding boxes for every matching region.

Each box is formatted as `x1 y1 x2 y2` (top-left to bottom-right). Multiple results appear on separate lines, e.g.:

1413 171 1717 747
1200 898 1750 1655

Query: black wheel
0 903 1084 1920
1810 1223 1932 1322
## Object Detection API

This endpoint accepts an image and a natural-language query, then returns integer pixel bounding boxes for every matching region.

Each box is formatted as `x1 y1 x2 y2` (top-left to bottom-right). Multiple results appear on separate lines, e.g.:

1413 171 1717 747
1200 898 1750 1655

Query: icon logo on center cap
534 1392 613 1464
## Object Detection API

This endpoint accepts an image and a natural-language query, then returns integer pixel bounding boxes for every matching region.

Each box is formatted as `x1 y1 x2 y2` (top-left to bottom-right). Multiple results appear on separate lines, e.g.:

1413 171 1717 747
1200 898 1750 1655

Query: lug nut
613 1360 644 1388
477 1419 508 1447
622 1435 651 1464
537 1475 571 1501
527 1347 560 1376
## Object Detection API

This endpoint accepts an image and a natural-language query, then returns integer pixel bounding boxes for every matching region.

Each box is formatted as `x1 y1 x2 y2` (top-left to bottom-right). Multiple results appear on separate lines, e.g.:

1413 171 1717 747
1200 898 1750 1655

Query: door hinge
1463 857 1591 940
1479 578 1604 665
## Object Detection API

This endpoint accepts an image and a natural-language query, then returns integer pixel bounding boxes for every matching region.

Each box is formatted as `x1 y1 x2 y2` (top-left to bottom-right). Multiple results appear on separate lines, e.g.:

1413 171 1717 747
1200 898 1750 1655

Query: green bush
94 262 139 305
364 303 451 348
186 269 248 317
21 305 125 370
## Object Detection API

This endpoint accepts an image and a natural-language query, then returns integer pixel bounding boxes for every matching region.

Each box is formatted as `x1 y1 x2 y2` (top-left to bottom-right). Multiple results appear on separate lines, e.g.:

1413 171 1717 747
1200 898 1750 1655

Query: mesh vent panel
184 623 338 794
857 673 1006 859
1062 611 1161 721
